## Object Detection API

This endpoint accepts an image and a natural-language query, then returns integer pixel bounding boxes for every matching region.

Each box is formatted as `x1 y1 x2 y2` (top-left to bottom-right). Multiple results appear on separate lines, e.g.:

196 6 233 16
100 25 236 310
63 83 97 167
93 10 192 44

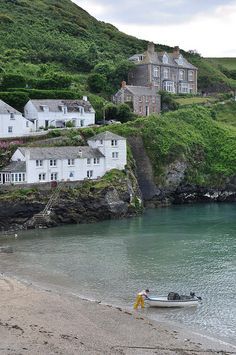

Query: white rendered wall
0 113 33 138
88 139 127 170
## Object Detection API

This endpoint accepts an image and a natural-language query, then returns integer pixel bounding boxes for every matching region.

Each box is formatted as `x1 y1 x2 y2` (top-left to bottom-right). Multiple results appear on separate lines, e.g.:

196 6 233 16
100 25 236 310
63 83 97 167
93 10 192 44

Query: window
145 96 149 103
68 159 75 166
112 152 119 159
126 95 132 102
63 107 67 114
139 96 142 102
139 106 143 114
153 66 159 78
94 158 100 164
26 121 29 127
36 160 43 167
50 173 58 181
179 83 189 93
80 120 85 127
39 173 46 181
138 55 143 61
87 170 93 178
69 172 74 178
188 70 194 81
10 113 15 119
111 140 118 146
11 174 14 182
163 81 175 93
163 68 169 79
8 126 13 133
87 158 91 165
152 97 156 104
179 70 185 81
50 159 57 167
99 140 103 145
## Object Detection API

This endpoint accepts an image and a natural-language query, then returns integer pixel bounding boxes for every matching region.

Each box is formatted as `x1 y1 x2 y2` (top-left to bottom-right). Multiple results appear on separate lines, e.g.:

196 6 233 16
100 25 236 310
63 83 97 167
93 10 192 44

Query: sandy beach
0 275 236 354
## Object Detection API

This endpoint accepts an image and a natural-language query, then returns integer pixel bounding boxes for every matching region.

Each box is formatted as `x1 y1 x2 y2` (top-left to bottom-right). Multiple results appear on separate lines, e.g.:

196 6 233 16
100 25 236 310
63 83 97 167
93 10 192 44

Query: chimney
121 80 126 89
173 46 180 56
83 95 88 101
78 149 82 158
147 42 155 54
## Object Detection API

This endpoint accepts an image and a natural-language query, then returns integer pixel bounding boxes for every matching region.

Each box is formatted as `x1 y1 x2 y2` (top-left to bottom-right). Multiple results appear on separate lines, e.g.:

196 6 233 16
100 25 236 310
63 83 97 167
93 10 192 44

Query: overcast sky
72 0 236 57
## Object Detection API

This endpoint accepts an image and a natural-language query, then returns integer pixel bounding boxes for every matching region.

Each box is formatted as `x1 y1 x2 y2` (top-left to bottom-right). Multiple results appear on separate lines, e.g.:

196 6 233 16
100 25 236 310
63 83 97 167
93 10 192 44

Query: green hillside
207 58 236 70
0 0 235 101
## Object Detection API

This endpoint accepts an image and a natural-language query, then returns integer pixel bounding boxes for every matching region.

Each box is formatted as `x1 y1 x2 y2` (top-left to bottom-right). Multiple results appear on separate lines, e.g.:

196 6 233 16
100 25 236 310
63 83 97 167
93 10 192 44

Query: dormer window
138 55 143 61
163 54 168 64
178 55 184 65
40 105 49 112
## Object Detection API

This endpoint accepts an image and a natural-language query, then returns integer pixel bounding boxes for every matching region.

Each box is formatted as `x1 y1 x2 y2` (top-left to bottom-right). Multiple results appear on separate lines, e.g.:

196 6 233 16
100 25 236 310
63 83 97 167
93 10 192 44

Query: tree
87 73 106 93
117 103 134 122
105 103 118 120
1 73 26 89
159 91 179 112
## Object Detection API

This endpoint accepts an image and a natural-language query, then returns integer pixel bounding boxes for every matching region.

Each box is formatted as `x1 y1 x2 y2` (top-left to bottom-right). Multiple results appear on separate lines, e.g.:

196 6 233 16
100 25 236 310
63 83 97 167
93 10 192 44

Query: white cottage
0 100 33 138
24 97 95 130
0 132 127 185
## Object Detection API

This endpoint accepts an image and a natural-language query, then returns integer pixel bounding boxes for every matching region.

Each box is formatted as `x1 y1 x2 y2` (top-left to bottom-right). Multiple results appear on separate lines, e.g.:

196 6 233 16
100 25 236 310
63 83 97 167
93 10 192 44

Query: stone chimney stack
173 46 180 56
121 80 126 89
147 42 155 54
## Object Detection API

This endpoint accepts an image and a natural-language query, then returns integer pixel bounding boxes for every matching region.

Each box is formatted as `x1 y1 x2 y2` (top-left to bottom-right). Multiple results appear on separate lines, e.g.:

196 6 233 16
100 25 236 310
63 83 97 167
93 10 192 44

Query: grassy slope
0 0 235 92
84 106 236 187
207 58 236 70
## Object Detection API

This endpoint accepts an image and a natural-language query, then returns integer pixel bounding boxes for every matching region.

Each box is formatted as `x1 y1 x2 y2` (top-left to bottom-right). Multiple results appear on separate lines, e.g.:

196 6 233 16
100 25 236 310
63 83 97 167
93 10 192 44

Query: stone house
113 81 161 116
0 100 33 138
0 132 127 185
24 97 95 131
128 43 198 94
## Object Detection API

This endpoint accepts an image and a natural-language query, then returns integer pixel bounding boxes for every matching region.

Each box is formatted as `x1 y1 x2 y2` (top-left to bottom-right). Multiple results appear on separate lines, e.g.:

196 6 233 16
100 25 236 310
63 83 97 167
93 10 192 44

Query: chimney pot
121 80 126 89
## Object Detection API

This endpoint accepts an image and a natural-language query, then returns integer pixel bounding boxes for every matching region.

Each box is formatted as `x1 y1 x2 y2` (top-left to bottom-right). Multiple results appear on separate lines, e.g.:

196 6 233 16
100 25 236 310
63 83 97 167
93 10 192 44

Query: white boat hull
146 296 200 308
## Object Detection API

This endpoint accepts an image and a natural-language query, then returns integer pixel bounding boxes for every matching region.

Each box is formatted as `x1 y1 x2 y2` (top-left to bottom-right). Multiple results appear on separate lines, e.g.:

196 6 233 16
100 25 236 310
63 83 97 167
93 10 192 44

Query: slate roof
0 100 22 115
129 51 197 70
1 161 26 172
88 131 126 141
18 146 104 160
29 99 95 113
124 85 158 96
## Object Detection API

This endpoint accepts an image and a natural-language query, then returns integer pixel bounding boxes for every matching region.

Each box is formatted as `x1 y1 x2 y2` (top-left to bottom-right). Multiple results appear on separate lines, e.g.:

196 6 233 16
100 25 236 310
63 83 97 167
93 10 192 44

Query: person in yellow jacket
134 289 150 309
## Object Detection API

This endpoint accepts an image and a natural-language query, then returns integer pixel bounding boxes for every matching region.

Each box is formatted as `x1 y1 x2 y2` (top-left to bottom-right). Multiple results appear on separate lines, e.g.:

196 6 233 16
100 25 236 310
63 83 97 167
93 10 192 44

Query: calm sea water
0 204 235 344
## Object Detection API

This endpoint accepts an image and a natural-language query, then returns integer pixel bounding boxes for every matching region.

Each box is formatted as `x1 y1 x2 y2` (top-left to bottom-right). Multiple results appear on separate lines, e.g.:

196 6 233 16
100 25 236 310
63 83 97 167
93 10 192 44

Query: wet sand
0 274 235 354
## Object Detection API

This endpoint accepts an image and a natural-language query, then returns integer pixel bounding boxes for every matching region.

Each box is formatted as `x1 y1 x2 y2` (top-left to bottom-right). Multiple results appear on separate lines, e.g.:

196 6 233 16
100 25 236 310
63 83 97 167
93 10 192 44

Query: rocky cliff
0 170 142 233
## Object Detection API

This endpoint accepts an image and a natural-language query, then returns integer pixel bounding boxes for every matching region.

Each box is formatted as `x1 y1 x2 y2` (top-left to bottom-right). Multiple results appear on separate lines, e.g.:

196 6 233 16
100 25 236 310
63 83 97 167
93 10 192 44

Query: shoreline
0 274 236 354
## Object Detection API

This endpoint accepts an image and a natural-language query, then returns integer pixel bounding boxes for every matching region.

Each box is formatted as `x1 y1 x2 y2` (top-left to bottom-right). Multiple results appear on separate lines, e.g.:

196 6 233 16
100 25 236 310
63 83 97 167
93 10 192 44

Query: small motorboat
146 292 202 308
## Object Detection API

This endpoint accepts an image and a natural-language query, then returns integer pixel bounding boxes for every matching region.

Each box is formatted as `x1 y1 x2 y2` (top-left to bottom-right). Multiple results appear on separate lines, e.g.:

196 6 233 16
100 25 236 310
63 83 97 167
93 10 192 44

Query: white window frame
153 66 159 78
163 68 169 79
87 170 93 178
163 81 175 93
10 113 15 120
179 70 185 81
188 70 194 81
93 158 100 165
68 159 75 166
112 152 119 159
49 159 57 167
87 158 91 165
50 172 58 181
163 54 168 64
8 126 13 133
39 173 46 181
36 160 43 167
111 140 118 147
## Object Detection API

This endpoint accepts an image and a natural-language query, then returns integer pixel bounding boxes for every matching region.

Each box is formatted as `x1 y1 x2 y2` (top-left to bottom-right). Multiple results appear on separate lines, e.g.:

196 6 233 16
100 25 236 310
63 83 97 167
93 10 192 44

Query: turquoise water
0 204 235 343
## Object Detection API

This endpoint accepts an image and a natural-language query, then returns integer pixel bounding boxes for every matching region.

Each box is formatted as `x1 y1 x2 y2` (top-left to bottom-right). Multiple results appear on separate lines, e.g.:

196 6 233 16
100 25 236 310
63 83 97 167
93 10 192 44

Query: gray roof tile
88 131 126 141
18 146 104 160
29 99 94 113
0 100 22 115
1 161 26 172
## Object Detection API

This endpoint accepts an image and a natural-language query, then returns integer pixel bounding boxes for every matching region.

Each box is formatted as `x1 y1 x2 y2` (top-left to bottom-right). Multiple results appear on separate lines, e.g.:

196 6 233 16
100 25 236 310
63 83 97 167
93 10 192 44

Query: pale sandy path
0 275 235 354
